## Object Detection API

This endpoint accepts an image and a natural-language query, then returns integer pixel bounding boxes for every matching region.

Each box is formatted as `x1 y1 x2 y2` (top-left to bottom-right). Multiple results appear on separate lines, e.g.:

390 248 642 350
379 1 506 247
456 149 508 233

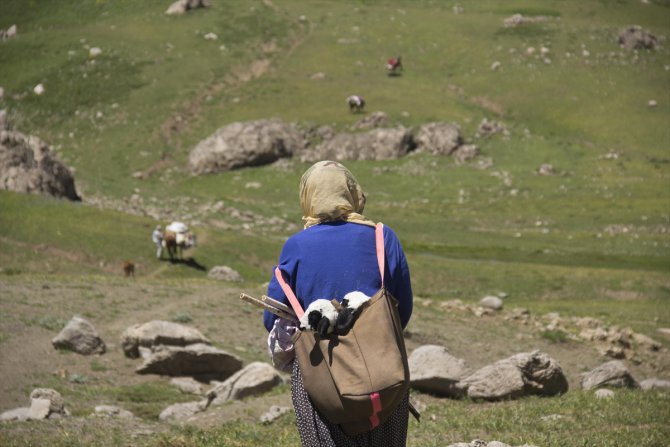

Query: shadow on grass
165 257 207 271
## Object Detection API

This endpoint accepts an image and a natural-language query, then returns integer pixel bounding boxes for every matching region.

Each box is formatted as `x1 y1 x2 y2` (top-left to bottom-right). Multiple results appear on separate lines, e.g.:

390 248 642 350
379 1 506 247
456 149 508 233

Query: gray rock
1 25 17 41
260 405 291 423
27 398 51 420
30 388 66 415
458 350 568 400
189 119 305 174
479 296 504 311
639 378 670 390
618 26 657 50
52 316 106 355
159 400 208 421
415 122 462 155
207 265 243 282
453 144 480 164
208 362 282 405
0 407 29 422
94 405 135 419
302 127 415 162
580 360 639 390
170 377 205 395
409 345 471 397
487 442 512 447
351 111 389 130
136 343 242 381
121 320 210 358
538 164 555 175
594 388 615 399
0 129 80 200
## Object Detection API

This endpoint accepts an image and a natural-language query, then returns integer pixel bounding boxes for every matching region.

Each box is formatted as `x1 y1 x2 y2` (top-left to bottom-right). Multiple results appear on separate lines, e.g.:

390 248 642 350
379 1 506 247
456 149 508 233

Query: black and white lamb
336 291 371 333
299 299 339 337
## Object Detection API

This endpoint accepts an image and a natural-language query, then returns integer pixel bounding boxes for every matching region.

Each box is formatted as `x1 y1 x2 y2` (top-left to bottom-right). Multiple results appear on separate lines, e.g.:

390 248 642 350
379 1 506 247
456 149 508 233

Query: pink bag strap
274 267 305 319
274 224 385 319
375 223 385 286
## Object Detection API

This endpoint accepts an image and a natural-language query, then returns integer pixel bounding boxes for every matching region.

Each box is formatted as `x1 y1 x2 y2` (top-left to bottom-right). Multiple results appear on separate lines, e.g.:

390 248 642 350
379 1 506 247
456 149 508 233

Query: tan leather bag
274 223 410 436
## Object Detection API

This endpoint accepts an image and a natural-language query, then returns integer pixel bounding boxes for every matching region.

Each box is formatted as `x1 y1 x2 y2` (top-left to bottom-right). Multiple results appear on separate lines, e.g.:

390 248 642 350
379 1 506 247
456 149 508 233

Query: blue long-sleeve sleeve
263 222 412 332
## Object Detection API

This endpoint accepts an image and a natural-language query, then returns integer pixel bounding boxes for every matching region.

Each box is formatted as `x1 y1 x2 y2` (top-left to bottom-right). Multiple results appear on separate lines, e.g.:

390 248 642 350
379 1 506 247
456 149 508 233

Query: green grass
1 0 669 445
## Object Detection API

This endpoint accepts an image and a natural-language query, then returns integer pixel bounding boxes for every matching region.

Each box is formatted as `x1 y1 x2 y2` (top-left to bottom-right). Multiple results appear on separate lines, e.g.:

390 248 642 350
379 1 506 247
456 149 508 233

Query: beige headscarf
299 161 376 229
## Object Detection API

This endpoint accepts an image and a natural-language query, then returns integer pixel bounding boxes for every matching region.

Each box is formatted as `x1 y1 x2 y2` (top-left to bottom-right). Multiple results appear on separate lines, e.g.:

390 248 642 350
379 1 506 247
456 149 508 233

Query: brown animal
122 260 135 277
162 230 197 261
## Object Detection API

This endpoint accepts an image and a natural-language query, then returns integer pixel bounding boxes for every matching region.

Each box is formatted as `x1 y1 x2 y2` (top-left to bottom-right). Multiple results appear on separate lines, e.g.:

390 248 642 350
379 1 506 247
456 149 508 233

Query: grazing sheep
346 95 365 113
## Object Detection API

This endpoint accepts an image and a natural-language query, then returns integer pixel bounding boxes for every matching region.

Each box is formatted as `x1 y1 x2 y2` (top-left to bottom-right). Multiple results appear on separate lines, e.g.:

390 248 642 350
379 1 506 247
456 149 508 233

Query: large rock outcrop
300 127 415 162
121 320 210 359
409 345 471 397
52 316 106 355
414 122 463 155
457 350 568 400
618 26 657 50
0 122 80 201
135 343 242 381
189 119 305 174
580 360 640 390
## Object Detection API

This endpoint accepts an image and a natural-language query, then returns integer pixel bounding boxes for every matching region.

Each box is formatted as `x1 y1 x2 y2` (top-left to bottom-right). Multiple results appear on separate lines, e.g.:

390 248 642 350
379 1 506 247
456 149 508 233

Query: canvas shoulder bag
273 223 410 436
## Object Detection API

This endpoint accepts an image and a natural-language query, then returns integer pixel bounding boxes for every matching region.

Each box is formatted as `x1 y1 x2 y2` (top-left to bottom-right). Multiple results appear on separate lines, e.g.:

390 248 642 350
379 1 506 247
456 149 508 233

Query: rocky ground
1 275 668 436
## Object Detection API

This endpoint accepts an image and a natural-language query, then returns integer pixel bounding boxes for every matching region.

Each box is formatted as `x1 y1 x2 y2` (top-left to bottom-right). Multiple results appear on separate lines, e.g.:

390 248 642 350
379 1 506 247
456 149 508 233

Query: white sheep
299 299 339 336
336 291 371 332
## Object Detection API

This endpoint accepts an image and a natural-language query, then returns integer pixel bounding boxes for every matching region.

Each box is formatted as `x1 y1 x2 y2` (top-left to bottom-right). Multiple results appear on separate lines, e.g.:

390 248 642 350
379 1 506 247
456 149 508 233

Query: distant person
152 225 164 259
386 56 403 75
346 95 365 113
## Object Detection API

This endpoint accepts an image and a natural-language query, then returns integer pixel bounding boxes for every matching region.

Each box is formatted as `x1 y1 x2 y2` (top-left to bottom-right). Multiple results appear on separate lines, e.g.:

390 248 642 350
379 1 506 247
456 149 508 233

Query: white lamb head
299 299 338 337
336 291 371 333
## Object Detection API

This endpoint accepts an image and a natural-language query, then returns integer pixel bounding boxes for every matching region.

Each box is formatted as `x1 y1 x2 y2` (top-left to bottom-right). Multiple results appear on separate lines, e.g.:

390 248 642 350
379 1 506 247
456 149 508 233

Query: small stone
595 388 615 399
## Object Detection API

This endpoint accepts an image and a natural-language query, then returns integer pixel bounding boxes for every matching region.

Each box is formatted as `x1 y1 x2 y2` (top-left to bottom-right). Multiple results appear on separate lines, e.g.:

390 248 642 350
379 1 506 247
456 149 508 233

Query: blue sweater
263 221 413 332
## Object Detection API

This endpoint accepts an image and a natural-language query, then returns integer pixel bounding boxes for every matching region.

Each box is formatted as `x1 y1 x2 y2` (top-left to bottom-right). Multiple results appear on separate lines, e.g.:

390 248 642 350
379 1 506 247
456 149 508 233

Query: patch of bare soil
1 276 667 440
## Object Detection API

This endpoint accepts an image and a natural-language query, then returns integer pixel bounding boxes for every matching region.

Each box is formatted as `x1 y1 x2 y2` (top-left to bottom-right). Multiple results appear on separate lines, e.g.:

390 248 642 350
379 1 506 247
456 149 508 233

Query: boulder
351 111 389 130
479 296 503 311
29 388 68 417
170 377 206 395
414 122 462 155
0 129 80 200
301 127 415 162
189 119 305 174
260 405 292 423
408 345 471 397
159 400 208 421
458 350 568 400
476 119 506 138
0 407 29 422
93 405 135 419
207 265 243 282
453 144 480 164
208 362 282 405
618 26 657 50
52 316 106 355
594 388 615 399
580 360 639 390
538 163 555 175
121 320 210 358
1 24 18 41
27 398 51 420
640 378 670 390
136 343 242 381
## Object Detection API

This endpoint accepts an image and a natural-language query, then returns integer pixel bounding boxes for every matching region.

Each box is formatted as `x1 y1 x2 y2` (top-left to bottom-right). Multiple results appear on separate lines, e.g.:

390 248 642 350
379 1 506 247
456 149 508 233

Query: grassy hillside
1 0 669 446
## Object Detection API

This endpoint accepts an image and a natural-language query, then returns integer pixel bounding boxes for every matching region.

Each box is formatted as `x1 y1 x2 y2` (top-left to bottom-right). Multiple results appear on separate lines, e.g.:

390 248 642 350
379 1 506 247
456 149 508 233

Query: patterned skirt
291 360 409 447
